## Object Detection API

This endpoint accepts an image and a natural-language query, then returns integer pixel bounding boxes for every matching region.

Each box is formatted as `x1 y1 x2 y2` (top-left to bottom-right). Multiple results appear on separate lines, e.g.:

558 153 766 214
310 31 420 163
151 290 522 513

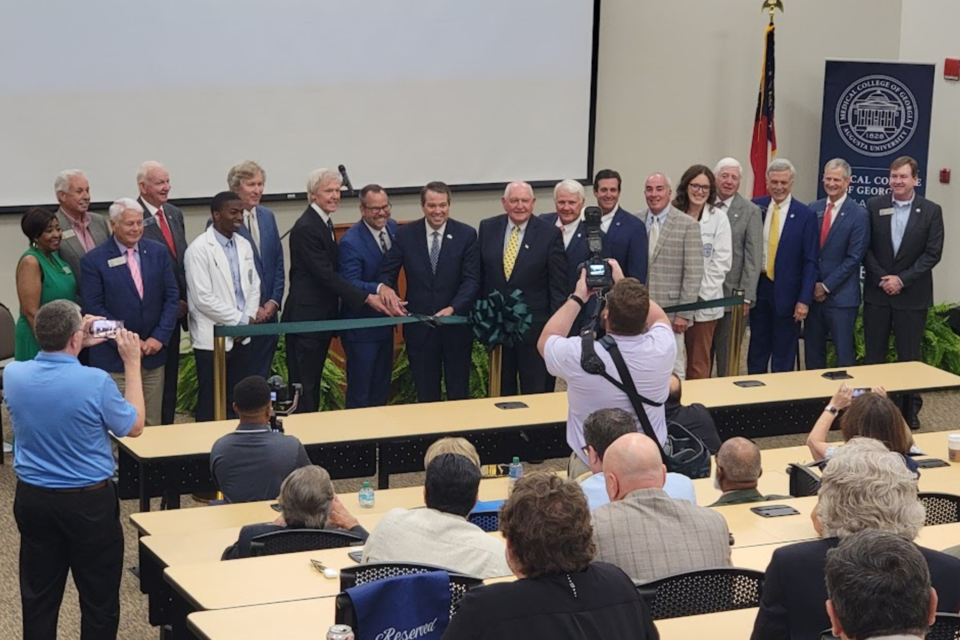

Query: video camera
582 205 613 289
266 375 303 433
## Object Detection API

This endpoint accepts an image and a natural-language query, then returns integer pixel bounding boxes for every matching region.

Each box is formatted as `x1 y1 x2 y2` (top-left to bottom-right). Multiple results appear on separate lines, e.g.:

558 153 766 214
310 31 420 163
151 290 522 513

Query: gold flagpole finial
761 0 784 24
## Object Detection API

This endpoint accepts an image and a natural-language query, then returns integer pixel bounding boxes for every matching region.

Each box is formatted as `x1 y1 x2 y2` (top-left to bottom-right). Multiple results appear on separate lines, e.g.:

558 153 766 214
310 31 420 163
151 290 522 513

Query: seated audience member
424 436 481 469
579 408 696 510
709 437 789 507
665 373 721 454
592 433 731 582
210 376 311 503
441 473 659 640
222 465 366 560
825 530 938 640
751 438 960 640
362 454 510 578
806 384 916 465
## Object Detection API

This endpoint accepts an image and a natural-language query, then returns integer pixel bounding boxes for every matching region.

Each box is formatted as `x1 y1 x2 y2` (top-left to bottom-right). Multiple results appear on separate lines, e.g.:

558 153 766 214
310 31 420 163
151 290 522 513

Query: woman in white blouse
673 165 732 379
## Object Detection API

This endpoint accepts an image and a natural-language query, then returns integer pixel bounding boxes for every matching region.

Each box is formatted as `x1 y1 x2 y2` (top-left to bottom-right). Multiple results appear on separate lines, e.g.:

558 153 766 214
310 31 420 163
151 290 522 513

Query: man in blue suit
378 181 480 402
81 198 179 425
805 159 870 369
339 184 400 408
228 161 285 379
593 169 648 283
540 179 591 334
748 158 819 374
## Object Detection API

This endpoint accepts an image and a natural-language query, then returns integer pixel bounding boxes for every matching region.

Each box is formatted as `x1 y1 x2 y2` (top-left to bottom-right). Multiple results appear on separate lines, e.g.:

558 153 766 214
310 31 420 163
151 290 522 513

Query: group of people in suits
12 152 943 424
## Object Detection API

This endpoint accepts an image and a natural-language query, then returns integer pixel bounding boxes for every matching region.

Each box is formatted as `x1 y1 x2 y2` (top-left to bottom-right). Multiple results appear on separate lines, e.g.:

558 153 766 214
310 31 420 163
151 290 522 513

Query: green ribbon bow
470 289 533 349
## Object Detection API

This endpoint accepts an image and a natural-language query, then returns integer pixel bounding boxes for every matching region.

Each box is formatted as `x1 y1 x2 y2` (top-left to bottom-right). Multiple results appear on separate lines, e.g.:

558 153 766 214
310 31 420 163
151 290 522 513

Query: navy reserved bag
345 571 452 640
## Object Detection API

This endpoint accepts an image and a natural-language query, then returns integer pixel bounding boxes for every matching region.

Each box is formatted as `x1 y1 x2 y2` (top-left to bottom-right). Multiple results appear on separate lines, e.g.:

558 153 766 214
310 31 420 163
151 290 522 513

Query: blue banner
816 60 935 205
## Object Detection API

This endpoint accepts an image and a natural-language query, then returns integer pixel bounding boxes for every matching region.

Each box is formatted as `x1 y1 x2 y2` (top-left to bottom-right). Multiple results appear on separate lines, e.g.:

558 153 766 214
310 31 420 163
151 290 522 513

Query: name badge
108 256 127 268
61 229 76 239
63 266 72 275
879 207 895 217
143 216 157 227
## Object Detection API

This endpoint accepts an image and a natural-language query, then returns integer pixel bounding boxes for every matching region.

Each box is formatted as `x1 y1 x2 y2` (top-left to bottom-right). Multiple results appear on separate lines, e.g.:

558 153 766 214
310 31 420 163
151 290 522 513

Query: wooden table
131 477 514 537
117 362 960 510
187 598 762 640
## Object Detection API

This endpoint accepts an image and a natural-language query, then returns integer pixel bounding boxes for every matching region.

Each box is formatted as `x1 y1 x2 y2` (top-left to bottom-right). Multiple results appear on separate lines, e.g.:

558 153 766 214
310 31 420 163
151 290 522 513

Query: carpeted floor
1 388 958 639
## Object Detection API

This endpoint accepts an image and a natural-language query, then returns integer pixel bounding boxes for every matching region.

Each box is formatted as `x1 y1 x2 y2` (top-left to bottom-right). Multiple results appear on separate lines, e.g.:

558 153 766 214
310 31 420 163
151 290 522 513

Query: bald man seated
592 433 731 582
708 437 790 507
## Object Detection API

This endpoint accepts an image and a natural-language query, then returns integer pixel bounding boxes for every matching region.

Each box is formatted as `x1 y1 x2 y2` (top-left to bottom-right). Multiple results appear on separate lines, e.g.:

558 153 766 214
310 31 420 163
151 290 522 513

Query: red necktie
155 207 177 258
820 202 834 248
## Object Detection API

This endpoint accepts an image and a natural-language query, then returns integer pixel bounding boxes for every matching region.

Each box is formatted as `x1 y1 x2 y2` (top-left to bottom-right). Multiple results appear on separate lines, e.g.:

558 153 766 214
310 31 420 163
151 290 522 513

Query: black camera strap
586 334 671 464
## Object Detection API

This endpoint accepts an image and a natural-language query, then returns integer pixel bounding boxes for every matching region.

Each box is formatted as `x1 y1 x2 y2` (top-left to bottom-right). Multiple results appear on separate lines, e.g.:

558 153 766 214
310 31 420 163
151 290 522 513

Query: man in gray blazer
138 160 190 425
639 173 703 378
54 169 110 292
592 433 731 582
712 158 763 377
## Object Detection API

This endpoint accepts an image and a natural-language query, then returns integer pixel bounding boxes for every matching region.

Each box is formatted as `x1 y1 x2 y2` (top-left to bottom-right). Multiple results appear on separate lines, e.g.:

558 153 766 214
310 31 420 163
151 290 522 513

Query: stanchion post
488 345 503 398
213 333 227 421
727 289 745 377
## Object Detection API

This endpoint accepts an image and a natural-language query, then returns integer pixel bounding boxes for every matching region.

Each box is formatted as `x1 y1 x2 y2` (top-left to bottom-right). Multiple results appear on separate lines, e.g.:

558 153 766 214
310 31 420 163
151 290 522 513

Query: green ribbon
469 289 533 349
212 294 744 338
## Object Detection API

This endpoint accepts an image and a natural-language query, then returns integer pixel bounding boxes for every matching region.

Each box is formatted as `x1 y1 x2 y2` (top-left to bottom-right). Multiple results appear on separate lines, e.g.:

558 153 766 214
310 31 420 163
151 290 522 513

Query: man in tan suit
592 432 731 582
640 173 703 378
54 169 110 293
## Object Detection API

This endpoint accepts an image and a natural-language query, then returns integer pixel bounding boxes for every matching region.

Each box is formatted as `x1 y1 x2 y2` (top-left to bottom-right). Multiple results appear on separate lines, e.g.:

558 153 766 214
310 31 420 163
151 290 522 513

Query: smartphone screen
89 319 124 338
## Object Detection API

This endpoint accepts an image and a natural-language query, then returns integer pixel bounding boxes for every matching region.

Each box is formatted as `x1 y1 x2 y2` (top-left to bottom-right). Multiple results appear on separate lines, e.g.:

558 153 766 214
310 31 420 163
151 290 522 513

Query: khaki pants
568 452 591 479
673 331 687 379
110 365 165 426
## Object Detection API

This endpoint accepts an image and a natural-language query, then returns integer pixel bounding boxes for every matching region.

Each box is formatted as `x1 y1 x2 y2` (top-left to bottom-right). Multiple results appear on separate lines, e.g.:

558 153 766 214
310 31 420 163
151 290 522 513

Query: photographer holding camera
538 261 675 478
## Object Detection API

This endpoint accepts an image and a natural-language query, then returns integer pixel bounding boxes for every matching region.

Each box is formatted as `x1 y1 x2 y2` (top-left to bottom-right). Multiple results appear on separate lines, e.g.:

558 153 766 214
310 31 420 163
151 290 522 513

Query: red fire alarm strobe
940 168 951 185
945 58 960 81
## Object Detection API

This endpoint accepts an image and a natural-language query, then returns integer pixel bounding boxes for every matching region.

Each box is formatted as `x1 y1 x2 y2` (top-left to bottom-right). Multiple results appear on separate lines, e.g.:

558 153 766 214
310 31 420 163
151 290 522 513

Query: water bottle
359 481 375 509
508 456 523 494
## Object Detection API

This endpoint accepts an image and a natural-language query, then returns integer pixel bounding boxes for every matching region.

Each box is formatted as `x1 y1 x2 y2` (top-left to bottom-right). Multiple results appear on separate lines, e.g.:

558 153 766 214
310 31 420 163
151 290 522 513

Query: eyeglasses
362 203 393 214
689 184 711 193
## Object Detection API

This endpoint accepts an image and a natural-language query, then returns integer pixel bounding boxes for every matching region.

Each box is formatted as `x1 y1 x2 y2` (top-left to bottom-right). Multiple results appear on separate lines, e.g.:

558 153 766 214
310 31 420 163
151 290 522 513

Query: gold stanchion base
488 345 503 398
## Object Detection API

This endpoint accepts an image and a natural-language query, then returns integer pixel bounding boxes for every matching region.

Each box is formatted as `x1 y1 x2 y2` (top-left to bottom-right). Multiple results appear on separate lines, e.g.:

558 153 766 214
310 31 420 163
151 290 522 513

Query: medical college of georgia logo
835 75 918 157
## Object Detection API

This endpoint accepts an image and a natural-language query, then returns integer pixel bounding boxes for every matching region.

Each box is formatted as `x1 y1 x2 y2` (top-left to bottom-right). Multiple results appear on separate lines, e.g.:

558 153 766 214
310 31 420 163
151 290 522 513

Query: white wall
899 0 960 302
0 0 913 313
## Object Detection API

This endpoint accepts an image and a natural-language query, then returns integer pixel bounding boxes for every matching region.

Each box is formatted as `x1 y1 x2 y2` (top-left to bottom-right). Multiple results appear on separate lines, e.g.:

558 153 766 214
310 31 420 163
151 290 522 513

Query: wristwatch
824 405 839 416
567 294 586 308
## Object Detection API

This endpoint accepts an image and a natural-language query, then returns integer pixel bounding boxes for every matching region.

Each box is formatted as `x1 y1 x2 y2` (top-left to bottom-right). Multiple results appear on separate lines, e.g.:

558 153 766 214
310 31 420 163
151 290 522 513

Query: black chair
336 562 483 628
919 493 960 527
787 462 821 497
0 302 15 465
635 567 765 620
467 511 499 533
820 613 960 640
248 529 364 557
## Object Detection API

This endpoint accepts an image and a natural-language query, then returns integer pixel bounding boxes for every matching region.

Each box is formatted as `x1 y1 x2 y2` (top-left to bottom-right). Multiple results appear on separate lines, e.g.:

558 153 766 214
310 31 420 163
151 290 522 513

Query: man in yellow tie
477 182 568 394
747 158 819 374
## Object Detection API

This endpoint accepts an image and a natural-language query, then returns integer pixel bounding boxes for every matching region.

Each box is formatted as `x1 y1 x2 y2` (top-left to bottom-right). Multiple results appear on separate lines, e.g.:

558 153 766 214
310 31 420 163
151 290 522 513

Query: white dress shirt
822 194 846 232
426 221 447 250
555 215 583 249
310 203 333 235
364 221 391 252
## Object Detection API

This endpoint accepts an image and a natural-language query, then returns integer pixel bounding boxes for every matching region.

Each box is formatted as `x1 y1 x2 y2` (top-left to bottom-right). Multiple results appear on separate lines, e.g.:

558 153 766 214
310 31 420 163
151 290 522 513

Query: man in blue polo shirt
4 299 145 640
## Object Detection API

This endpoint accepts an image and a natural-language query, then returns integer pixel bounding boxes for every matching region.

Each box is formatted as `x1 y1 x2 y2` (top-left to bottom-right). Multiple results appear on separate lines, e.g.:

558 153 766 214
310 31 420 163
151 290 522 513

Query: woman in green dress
15 207 78 361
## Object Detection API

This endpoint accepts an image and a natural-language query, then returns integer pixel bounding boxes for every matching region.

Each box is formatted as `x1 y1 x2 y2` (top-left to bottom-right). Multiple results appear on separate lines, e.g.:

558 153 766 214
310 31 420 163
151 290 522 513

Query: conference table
143 427 960 639
188 600 761 640
117 361 960 511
